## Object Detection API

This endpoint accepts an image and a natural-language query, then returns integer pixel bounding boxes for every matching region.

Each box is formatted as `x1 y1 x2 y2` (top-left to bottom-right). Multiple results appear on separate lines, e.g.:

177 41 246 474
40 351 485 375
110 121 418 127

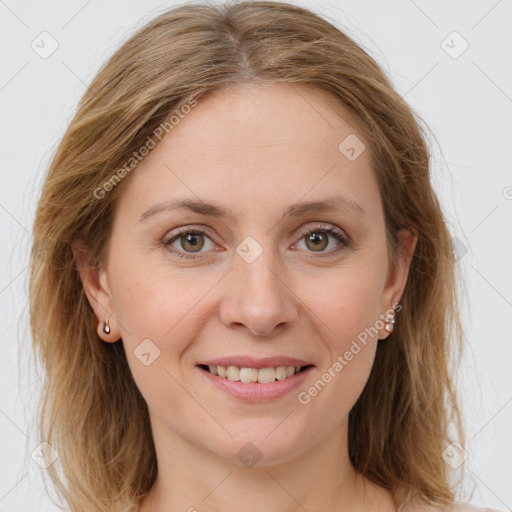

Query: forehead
160 82 364 158
116 82 382 225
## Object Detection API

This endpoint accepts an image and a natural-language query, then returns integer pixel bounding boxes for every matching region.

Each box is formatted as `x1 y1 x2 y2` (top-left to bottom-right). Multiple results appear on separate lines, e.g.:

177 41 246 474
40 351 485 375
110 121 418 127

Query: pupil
307 232 327 251
182 233 204 252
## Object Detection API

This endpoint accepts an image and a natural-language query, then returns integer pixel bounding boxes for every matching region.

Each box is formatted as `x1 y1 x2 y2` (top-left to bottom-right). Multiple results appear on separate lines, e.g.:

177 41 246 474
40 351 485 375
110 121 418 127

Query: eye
163 223 350 260
163 227 216 259
294 224 350 255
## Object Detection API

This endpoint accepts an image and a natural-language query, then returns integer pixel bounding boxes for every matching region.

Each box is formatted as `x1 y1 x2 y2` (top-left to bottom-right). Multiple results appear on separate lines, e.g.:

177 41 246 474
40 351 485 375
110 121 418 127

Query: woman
29 2 502 511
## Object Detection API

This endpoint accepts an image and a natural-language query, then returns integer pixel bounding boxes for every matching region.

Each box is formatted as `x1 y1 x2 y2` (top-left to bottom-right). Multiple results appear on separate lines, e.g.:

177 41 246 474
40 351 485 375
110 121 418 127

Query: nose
218 248 299 337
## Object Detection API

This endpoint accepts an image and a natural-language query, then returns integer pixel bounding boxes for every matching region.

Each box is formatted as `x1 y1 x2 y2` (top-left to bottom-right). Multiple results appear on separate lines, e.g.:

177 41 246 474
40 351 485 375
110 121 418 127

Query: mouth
195 359 315 402
196 363 314 383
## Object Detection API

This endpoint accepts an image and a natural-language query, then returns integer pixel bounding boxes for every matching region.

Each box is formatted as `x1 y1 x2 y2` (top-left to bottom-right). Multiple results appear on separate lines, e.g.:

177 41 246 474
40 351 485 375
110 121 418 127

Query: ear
72 239 121 343
379 228 418 338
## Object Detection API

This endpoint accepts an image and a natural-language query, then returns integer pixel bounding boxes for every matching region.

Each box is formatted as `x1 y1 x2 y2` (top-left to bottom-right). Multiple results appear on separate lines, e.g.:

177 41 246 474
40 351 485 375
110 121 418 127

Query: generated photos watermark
297 302 402 405
93 95 198 200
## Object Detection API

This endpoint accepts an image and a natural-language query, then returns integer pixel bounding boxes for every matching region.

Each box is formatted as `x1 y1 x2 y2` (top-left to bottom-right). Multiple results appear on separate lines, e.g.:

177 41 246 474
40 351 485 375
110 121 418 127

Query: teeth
275 366 287 380
206 364 304 383
257 367 276 384
240 368 258 383
226 366 240 381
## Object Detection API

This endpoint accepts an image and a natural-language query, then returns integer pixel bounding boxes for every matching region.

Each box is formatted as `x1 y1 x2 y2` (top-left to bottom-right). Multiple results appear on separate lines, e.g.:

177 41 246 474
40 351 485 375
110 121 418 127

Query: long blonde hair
29 2 464 510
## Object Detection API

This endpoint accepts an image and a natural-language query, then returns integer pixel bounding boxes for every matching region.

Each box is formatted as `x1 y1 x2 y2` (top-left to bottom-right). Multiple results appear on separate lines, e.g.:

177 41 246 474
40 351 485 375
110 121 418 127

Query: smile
195 363 315 402
198 364 313 383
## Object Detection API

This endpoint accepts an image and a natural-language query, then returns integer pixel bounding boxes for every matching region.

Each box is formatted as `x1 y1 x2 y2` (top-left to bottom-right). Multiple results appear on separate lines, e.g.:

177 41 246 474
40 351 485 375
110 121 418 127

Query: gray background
0 0 511 510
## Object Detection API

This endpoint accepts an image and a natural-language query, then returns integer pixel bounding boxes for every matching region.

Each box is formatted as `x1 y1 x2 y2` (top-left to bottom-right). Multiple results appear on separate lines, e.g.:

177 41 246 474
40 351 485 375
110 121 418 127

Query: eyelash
163 224 350 260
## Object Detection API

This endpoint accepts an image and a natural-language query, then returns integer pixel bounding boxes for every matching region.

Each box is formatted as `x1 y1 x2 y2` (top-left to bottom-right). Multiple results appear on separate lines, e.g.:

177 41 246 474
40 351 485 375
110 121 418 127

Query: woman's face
83 82 416 466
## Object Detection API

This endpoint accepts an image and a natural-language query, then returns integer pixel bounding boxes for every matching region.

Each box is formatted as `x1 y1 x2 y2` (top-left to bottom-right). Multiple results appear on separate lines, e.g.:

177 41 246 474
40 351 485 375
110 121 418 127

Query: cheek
308 262 383 348
108 251 224 397
109 271 200 416
108 234 210 343
112 270 210 353
297 262 383 408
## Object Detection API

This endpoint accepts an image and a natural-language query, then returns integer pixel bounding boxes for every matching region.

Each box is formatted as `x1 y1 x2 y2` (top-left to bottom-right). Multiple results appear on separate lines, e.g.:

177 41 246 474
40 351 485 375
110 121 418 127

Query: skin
76 82 417 512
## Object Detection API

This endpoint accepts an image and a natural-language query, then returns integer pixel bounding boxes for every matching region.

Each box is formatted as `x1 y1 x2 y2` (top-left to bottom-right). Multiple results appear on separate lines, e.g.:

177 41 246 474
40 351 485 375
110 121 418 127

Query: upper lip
197 356 314 369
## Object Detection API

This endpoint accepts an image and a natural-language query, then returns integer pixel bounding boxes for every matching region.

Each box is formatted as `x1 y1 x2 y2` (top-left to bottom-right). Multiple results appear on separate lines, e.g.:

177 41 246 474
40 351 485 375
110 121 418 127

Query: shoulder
447 502 505 512
402 502 505 512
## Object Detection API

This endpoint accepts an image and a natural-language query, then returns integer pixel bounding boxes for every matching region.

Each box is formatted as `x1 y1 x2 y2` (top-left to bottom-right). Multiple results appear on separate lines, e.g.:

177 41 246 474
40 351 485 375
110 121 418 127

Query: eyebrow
138 195 367 223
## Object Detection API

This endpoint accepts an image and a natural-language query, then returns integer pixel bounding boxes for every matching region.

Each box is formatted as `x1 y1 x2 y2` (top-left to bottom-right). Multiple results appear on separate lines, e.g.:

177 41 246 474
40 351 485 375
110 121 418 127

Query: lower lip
196 366 314 403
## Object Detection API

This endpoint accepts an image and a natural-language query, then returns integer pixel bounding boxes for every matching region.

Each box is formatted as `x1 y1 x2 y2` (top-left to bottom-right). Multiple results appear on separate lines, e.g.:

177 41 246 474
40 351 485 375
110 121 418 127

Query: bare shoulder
450 503 503 512
447 502 505 512
401 502 505 512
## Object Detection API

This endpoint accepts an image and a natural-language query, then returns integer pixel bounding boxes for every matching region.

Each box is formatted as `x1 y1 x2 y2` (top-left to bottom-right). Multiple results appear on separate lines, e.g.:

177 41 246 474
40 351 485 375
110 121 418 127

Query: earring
384 311 396 333
102 319 111 335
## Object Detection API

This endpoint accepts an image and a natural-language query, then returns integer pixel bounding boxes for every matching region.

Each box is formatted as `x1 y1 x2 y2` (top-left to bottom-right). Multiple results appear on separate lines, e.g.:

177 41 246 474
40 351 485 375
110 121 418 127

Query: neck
138 417 396 512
